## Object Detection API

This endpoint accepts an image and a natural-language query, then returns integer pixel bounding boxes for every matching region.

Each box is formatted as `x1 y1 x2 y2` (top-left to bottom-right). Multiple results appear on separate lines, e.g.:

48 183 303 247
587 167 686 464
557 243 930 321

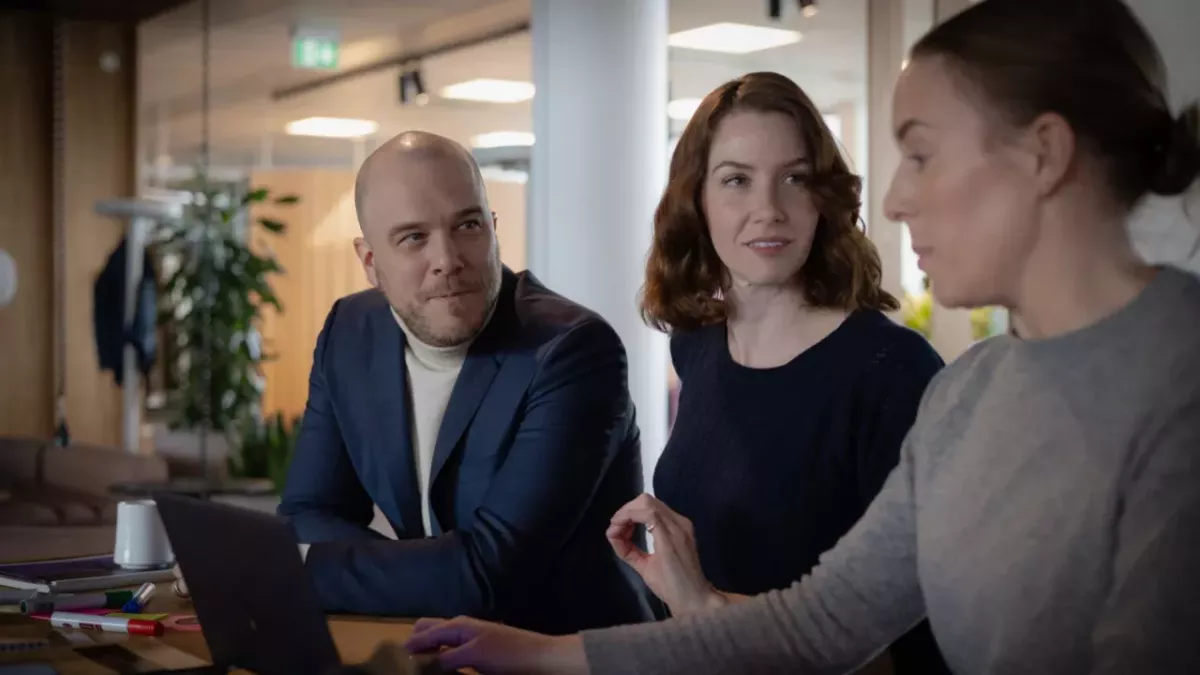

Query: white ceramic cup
113 499 175 569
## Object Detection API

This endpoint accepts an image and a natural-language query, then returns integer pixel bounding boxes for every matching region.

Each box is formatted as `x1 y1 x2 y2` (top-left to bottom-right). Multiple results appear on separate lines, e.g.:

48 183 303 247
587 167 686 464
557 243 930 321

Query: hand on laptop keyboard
171 564 189 598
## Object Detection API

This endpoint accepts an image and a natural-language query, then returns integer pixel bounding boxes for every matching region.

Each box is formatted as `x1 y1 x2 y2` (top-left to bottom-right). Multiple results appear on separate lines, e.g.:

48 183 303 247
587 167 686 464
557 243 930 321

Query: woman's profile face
701 109 821 290
884 56 1041 309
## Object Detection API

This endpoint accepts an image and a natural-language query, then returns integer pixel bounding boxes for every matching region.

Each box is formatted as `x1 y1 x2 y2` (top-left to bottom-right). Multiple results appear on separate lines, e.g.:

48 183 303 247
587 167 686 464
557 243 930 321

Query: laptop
152 493 435 675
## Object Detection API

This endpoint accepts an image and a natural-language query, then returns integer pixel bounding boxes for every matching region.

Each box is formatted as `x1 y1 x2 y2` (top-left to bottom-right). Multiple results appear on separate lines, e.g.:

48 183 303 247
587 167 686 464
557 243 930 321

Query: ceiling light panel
668 22 801 54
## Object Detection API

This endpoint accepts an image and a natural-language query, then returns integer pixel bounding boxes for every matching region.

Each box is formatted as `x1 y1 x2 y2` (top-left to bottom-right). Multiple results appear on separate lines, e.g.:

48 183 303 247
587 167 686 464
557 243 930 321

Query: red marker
50 611 164 636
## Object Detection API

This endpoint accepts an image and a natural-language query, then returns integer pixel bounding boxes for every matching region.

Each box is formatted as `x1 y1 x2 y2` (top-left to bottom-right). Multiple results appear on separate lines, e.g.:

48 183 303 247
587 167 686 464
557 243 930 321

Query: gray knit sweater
583 266 1200 674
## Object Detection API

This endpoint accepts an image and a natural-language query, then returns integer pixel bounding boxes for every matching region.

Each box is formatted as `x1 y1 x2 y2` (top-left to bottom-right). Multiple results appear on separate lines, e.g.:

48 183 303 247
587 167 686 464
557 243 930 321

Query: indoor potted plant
154 176 298 489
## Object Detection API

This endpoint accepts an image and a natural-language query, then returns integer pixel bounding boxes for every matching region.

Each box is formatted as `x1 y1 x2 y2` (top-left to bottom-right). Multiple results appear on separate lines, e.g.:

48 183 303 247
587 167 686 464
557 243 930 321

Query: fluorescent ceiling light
285 117 378 138
480 166 529 184
668 22 801 54
441 79 535 103
668 98 703 121
471 131 535 148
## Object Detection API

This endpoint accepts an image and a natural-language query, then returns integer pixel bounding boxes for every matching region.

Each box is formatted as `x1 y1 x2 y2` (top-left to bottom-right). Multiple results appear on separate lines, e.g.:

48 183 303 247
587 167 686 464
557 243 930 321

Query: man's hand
605 492 728 615
171 564 189 598
171 544 307 599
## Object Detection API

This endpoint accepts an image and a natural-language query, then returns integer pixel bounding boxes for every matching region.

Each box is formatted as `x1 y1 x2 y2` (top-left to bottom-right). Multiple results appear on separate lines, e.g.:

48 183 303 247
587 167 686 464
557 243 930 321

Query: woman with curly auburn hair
624 71 947 674
641 76 899 331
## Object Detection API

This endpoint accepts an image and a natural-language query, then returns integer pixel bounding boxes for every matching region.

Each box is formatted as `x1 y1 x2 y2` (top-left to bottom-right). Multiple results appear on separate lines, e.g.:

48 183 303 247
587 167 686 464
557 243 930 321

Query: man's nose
428 232 465 276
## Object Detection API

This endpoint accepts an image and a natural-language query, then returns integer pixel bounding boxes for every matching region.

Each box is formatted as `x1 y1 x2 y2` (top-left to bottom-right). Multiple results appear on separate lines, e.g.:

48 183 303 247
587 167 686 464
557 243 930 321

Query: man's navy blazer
278 268 661 634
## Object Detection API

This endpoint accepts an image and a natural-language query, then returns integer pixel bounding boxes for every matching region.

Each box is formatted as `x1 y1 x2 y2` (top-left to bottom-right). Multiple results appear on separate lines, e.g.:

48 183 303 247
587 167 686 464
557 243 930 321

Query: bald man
276 132 661 633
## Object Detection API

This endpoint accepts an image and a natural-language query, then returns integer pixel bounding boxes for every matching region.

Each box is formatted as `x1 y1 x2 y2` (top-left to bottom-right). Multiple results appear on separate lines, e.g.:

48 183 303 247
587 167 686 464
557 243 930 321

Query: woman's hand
405 616 588 675
606 493 727 615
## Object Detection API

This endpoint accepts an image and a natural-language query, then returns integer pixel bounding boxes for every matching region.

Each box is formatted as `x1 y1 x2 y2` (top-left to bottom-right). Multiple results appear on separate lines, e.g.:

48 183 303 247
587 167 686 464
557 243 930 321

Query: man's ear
353 236 379 288
1022 112 1076 198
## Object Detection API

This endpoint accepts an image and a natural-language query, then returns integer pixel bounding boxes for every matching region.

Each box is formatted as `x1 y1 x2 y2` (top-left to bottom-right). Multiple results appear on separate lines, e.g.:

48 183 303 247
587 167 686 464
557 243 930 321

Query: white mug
113 499 174 569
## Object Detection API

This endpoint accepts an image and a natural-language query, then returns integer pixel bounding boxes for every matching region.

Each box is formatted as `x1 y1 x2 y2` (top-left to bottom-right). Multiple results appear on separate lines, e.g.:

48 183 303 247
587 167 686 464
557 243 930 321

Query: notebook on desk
0 555 174 594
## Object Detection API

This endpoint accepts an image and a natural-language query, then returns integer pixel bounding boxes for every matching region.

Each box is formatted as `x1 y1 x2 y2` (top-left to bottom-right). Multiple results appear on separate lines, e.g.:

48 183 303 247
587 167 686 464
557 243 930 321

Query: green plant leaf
242 188 269 205
258 218 286 234
273 194 300 205
153 181 292 436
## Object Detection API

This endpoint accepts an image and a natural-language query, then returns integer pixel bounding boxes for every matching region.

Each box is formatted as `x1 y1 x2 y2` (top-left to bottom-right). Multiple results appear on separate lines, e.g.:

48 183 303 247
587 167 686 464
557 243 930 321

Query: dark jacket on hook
94 237 157 385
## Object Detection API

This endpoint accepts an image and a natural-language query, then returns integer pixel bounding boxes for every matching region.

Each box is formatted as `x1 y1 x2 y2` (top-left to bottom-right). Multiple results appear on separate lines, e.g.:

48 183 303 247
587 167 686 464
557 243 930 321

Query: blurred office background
0 0 1196 554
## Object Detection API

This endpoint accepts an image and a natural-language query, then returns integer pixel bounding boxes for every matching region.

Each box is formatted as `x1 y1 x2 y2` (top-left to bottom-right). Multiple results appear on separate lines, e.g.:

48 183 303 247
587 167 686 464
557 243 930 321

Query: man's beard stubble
378 251 502 348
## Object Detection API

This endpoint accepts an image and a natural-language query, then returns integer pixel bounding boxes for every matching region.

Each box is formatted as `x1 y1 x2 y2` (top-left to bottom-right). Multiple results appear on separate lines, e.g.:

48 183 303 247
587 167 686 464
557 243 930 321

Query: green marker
20 589 133 615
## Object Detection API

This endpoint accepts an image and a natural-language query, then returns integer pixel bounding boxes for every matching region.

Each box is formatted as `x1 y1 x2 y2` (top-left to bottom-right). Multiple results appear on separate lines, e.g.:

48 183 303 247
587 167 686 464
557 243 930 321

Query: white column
529 0 670 486
830 100 864 175
866 0 910 302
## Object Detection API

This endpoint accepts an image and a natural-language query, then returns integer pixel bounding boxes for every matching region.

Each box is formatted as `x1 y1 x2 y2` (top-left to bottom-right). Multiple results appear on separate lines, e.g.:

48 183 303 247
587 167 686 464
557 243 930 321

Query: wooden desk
150 584 415 665
0 583 416 674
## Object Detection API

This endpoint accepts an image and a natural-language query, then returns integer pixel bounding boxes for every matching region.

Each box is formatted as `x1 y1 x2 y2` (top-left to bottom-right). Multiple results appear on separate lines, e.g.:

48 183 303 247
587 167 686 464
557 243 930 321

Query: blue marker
121 582 157 613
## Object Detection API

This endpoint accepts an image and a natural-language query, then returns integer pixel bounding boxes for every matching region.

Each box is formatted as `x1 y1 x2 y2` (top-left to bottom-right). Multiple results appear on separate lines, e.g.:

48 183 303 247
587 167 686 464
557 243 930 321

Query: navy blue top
654 309 950 673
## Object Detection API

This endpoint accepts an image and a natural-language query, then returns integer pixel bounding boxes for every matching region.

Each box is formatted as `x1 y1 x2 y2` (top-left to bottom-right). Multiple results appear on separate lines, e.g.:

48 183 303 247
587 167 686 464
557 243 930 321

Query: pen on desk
121 582 156 613
20 589 134 615
50 611 164 636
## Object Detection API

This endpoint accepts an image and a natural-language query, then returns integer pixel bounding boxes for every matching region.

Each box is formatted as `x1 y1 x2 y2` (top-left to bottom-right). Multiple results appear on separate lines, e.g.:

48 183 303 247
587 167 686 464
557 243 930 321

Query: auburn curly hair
640 71 899 334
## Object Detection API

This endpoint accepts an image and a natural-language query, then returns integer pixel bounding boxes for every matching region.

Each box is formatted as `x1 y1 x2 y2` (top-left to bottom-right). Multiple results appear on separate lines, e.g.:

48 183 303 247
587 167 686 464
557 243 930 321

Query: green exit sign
292 27 339 70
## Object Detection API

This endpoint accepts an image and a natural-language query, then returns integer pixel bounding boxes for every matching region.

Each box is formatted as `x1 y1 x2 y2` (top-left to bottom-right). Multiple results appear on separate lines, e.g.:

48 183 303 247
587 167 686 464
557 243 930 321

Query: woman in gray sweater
404 0 1200 673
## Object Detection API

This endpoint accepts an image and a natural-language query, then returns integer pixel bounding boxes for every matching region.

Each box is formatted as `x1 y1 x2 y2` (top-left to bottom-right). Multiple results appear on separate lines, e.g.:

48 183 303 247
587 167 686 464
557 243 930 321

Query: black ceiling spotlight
411 68 428 105
398 65 428 105
769 0 817 21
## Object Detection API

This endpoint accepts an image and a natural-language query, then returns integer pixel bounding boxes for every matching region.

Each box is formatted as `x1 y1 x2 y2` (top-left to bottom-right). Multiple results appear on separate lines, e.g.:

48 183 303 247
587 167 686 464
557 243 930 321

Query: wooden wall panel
250 169 368 420
0 12 53 438
486 178 527 272
60 20 136 448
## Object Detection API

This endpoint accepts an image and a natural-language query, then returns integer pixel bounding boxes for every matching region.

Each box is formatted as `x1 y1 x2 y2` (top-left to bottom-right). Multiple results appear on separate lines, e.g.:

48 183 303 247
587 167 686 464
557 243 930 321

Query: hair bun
1149 103 1200 196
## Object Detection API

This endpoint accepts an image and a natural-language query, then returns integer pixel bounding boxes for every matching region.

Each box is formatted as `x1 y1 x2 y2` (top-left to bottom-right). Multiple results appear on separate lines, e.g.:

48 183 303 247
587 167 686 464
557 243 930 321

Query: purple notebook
0 554 173 593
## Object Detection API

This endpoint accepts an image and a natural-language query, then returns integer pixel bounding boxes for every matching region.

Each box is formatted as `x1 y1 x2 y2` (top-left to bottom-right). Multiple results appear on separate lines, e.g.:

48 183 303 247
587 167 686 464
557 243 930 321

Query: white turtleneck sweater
390 308 471 537
297 304 491 564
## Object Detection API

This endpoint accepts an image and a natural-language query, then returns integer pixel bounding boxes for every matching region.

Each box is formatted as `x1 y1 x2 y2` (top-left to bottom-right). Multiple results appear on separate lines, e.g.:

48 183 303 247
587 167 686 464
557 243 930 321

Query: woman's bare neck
725 283 849 368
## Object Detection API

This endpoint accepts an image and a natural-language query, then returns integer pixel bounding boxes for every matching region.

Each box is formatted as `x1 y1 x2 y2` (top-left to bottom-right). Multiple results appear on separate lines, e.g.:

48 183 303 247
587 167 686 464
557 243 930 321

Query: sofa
0 436 168 562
